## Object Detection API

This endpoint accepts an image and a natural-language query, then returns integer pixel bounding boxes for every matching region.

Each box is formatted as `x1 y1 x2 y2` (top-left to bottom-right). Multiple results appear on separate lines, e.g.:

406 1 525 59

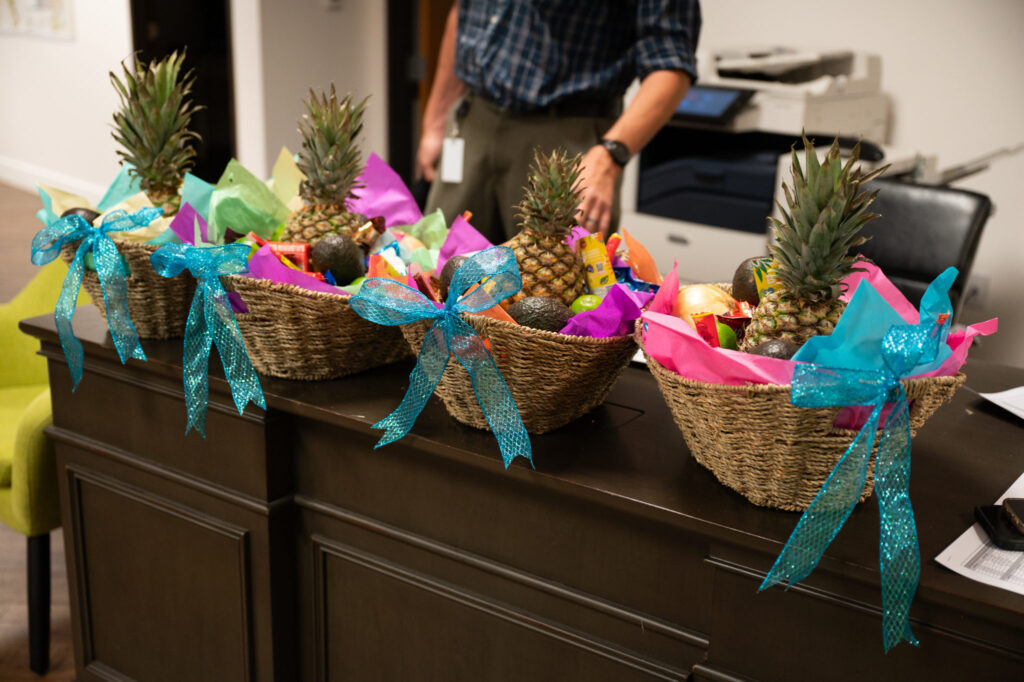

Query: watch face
603 140 629 166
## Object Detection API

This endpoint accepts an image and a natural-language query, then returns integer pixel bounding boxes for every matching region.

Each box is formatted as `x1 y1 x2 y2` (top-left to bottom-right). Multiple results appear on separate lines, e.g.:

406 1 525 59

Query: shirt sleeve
634 0 702 82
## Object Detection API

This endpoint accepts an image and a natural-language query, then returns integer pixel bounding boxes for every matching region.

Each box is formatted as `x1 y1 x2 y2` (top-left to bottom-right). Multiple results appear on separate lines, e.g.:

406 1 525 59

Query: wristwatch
599 139 631 167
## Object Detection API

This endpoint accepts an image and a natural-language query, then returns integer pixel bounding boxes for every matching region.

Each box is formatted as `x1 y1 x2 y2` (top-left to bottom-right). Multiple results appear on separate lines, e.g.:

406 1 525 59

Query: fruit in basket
747 338 801 359
60 207 102 225
739 136 887 351
505 148 587 307
570 294 602 314
673 284 735 325
311 232 365 284
438 254 470 301
110 51 202 217
507 296 573 332
732 257 763 306
280 86 369 246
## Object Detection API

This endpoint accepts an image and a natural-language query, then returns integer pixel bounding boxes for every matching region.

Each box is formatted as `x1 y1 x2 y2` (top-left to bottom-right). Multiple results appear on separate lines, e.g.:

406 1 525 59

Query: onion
673 284 736 327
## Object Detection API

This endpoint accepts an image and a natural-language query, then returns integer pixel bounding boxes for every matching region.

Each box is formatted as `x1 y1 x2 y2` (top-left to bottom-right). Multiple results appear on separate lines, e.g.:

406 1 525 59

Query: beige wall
0 0 133 198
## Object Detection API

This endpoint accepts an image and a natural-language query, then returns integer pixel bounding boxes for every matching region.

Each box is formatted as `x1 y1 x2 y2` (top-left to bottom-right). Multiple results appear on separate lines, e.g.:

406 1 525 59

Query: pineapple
280 86 369 245
505 148 587 307
739 135 887 351
110 51 201 217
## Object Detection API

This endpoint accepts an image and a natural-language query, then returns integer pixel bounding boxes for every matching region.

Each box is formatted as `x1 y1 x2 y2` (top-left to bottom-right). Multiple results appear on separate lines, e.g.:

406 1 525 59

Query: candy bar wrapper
244 244 346 296
560 284 653 338
347 152 424 228
208 159 291 243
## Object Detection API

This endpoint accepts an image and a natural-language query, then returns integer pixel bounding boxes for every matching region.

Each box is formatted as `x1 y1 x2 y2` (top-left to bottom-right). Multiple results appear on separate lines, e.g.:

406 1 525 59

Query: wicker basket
60 239 194 339
402 315 637 434
642 341 964 511
226 276 411 380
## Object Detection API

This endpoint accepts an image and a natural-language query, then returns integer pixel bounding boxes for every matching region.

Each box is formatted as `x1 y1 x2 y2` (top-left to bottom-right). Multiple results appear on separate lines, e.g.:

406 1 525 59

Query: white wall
627 0 1024 367
256 0 389 178
0 0 132 199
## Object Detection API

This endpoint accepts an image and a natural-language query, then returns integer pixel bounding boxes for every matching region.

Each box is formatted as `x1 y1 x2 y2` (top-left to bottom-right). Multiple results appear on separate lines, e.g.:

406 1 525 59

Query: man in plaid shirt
418 0 701 242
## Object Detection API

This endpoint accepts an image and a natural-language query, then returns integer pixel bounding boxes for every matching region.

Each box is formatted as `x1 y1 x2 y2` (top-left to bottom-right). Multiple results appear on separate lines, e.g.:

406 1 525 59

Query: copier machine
621 47 930 279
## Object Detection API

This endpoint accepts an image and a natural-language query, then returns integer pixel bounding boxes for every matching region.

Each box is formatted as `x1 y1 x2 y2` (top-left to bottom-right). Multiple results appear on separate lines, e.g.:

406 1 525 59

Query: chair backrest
854 179 991 319
0 261 88 387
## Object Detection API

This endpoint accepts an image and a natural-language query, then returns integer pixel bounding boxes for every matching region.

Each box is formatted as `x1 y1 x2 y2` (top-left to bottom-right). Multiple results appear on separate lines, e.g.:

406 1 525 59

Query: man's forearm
601 70 692 156
422 4 467 139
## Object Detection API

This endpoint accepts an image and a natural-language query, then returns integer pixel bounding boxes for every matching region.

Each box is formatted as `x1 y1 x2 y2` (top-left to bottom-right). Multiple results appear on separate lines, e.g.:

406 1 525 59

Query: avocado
439 254 469 301
747 338 802 360
732 256 762 306
311 233 365 285
507 296 573 332
60 207 101 225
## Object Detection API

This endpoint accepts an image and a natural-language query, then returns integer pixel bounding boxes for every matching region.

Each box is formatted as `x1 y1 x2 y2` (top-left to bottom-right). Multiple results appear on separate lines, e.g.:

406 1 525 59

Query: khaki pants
425 94 621 244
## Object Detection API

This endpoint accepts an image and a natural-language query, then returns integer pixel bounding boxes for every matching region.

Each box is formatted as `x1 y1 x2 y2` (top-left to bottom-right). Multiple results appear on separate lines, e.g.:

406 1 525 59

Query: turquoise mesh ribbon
349 246 532 468
150 243 266 436
759 310 952 652
30 208 160 389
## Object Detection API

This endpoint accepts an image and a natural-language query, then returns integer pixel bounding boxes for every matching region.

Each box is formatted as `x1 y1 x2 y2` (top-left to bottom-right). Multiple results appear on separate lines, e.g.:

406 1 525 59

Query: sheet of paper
978 386 1024 421
936 471 1024 596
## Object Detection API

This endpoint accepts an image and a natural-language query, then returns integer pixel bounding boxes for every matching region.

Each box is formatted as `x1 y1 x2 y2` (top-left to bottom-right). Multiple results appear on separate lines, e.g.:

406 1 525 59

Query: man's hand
417 130 445 182
577 145 622 238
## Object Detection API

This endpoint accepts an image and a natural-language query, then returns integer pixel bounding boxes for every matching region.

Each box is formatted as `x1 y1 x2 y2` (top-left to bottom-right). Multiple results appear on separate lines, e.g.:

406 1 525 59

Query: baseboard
0 155 107 200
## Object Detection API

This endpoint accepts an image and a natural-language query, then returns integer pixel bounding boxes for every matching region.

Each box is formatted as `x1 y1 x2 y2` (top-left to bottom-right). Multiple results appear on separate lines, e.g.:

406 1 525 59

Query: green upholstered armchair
0 260 88 674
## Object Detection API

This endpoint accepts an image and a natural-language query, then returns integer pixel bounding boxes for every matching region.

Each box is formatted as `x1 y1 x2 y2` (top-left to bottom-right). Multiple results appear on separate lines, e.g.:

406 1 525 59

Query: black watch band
599 139 631 167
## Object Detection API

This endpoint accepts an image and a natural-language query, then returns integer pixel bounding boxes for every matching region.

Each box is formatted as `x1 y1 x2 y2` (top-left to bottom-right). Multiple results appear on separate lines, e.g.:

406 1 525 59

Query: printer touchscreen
675 86 753 123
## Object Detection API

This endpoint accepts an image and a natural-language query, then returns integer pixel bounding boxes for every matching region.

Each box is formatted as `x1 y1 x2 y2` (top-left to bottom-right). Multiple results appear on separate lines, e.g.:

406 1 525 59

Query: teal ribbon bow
30 208 161 389
759 294 953 652
150 242 265 436
349 246 532 468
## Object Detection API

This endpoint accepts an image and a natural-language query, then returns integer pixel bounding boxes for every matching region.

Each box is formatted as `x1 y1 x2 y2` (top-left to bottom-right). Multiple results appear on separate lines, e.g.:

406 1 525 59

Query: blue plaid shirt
455 0 701 112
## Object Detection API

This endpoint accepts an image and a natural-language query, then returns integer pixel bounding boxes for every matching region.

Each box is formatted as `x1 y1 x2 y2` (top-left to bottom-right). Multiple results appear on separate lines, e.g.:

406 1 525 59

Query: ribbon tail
55 246 88 390
451 326 532 469
206 281 265 414
875 392 920 651
760 402 884 592
372 322 449 447
93 238 146 364
183 289 213 437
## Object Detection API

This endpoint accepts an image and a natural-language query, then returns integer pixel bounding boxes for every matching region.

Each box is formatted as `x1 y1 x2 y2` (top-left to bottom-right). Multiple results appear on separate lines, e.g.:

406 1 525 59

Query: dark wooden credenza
21 309 1024 682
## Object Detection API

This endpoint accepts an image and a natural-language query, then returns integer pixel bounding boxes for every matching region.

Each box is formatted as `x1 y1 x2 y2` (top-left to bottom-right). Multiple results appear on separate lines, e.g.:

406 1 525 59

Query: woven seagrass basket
226 276 411 380
401 315 637 434
641 338 965 511
60 239 194 339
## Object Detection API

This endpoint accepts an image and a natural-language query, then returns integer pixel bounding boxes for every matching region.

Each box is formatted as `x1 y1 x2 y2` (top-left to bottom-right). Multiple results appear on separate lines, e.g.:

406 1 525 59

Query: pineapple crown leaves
769 134 889 301
296 85 368 206
515 147 585 236
110 51 202 197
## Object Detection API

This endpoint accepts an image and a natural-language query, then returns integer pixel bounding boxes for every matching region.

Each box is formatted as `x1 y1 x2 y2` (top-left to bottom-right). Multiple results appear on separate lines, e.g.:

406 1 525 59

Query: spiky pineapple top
110 51 201 216
297 85 367 207
769 135 886 302
515 148 584 237
505 148 587 307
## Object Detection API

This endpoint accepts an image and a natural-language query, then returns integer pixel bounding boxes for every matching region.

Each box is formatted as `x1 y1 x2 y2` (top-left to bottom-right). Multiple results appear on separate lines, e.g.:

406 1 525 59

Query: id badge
440 137 465 184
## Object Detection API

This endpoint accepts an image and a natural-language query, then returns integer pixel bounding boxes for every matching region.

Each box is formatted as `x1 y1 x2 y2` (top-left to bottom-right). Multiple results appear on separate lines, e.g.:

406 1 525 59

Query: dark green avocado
439 254 469 301
747 338 802 360
732 256 762 306
311 233 365 285
507 296 573 332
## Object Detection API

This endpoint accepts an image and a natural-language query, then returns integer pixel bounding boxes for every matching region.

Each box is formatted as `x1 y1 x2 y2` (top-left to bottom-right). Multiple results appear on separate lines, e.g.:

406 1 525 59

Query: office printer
634 47 914 234
681 47 890 142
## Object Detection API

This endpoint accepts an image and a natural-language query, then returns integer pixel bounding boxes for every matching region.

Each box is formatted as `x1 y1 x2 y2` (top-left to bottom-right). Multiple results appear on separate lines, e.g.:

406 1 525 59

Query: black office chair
854 178 992 322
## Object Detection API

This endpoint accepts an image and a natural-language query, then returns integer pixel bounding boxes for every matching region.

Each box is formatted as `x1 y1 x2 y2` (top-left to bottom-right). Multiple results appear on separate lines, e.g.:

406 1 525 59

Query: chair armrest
10 388 60 535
